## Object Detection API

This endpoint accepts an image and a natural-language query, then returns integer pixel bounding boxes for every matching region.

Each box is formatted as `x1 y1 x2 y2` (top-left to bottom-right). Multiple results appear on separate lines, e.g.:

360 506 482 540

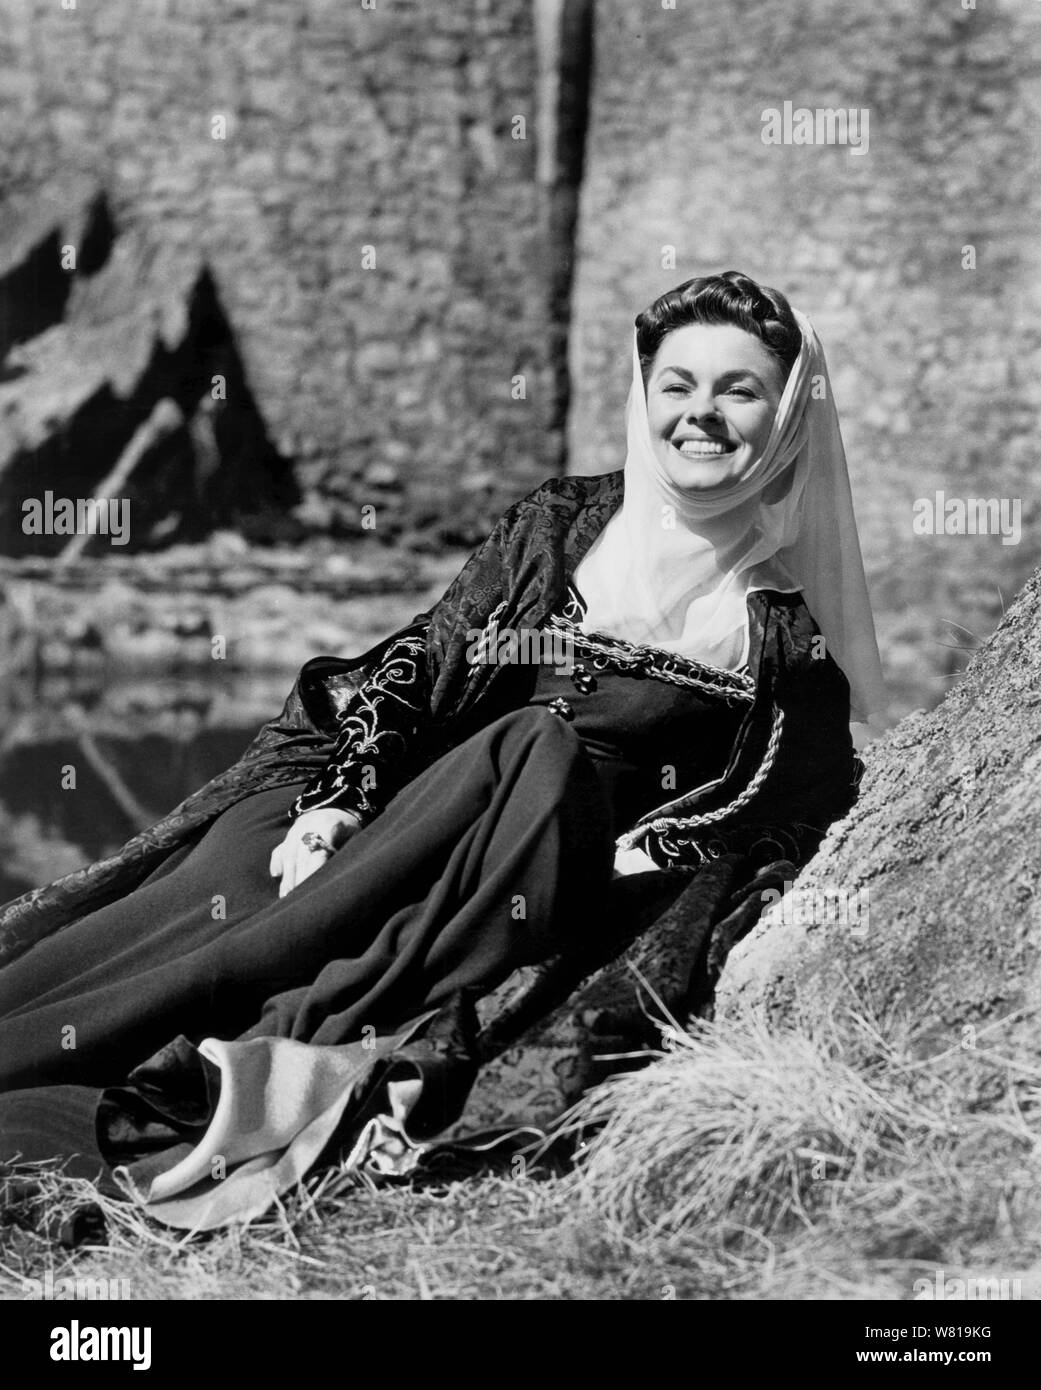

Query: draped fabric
0 474 623 971
0 471 860 971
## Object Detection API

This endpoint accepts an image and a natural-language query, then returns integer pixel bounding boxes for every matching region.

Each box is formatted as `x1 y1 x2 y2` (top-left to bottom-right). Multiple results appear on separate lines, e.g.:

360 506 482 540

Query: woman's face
644 323 787 492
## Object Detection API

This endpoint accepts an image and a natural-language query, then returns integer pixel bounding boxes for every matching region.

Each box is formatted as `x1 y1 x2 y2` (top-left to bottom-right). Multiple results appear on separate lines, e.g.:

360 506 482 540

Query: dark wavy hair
635 270 801 388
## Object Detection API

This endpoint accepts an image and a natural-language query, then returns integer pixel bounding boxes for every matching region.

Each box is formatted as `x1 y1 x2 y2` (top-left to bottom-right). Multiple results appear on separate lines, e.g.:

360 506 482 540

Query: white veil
574 310 891 732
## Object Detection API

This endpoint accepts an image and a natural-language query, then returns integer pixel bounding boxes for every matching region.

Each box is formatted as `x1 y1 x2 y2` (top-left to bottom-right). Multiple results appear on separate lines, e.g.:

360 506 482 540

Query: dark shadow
0 265 302 555
0 229 72 363
544 0 594 464
0 195 115 366
77 193 117 279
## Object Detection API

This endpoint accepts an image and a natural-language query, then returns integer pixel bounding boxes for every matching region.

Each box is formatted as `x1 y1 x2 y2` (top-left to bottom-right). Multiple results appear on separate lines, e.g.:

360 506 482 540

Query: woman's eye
725 386 755 399
662 384 687 396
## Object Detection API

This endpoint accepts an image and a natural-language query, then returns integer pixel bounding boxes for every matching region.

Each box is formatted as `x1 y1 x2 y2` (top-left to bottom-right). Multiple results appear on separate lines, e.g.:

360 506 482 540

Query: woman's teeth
674 439 735 456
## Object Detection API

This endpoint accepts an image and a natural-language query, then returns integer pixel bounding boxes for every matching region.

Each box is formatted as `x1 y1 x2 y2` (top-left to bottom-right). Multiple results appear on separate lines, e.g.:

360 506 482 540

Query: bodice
525 584 753 836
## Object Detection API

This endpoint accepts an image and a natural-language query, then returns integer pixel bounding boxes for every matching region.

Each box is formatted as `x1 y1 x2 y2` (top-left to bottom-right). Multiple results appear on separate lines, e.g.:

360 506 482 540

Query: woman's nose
684 395 721 424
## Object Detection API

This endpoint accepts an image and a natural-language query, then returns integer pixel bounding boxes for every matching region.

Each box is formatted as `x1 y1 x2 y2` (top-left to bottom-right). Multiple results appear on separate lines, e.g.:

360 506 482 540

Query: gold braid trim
545 612 756 703
616 705 786 859
464 599 510 683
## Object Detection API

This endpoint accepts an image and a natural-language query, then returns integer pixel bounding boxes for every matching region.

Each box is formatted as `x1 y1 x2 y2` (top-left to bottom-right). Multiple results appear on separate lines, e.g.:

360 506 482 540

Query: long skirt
0 706 617 1139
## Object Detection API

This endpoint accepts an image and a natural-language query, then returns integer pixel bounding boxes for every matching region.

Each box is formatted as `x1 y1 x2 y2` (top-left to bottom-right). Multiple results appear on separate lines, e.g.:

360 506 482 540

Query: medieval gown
0 471 860 1214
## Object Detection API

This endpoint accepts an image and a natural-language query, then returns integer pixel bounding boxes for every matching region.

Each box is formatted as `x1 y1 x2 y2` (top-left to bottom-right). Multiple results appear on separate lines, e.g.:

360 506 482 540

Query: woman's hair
635 270 802 387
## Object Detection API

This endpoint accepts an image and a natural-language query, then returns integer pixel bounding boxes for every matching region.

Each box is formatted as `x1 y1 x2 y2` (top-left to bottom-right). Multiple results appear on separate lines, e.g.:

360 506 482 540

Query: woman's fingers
277 850 295 898
277 842 329 898
269 842 283 878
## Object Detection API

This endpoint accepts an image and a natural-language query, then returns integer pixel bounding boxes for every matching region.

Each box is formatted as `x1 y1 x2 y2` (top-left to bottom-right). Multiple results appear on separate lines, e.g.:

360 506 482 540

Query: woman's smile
671 434 738 457
645 323 786 492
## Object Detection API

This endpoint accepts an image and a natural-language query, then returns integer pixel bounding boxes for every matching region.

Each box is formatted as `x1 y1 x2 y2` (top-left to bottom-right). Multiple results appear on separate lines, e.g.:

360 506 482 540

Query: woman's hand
612 845 661 878
269 808 364 898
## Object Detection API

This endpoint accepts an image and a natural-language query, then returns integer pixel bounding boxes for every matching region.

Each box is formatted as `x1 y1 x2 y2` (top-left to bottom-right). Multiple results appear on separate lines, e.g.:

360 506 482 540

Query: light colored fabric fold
112 1016 434 1231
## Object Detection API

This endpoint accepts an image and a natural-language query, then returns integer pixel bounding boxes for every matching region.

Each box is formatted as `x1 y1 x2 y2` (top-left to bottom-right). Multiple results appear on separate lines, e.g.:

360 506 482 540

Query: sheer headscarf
573 310 891 733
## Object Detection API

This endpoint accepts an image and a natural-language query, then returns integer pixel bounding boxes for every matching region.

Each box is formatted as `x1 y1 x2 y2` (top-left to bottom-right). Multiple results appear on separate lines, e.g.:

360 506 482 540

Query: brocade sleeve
289 631 430 822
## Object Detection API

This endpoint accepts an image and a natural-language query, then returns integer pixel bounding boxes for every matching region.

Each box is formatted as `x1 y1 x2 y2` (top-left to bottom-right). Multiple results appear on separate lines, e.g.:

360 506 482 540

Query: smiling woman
575 272 886 697
647 325 784 489
0 271 888 1231
641 275 799 496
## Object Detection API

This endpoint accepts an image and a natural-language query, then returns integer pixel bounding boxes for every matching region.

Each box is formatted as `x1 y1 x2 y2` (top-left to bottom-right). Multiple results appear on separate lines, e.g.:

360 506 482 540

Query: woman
0 272 888 1229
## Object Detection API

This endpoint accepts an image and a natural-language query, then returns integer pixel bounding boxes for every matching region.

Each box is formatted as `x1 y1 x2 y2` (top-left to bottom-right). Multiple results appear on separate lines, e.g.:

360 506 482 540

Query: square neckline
558 576 755 686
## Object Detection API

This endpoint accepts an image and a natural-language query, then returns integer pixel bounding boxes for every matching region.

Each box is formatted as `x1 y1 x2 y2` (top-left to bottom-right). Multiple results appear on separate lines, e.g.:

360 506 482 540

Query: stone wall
0 0 566 547
568 0 1041 712
1 0 1038 711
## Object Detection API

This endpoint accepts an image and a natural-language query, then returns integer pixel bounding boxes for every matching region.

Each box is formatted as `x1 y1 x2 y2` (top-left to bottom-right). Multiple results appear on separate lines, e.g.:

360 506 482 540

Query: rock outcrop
718 567 1041 1082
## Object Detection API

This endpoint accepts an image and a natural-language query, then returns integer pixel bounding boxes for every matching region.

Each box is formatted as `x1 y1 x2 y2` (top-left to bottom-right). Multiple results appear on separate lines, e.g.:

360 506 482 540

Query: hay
560 1003 1041 1260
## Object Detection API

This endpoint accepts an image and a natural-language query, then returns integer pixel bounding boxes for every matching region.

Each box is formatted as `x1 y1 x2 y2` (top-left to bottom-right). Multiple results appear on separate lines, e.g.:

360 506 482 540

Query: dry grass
557 1004 1041 1297
3 1004 1041 1301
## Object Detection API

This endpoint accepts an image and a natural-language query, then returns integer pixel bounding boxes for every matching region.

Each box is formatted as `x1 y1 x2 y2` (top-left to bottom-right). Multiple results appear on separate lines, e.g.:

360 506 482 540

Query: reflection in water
0 670 295 903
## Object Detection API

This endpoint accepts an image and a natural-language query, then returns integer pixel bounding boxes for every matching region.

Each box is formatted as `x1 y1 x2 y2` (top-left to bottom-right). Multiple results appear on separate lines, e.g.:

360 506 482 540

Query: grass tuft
557 1003 1041 1295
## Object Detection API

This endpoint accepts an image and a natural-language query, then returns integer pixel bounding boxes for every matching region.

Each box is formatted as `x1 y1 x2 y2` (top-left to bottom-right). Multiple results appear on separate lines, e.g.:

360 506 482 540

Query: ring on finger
300 830 335 857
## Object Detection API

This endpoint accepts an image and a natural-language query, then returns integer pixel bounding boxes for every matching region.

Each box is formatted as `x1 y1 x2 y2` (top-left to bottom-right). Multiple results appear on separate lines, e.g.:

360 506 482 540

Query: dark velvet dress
0 603 746 1169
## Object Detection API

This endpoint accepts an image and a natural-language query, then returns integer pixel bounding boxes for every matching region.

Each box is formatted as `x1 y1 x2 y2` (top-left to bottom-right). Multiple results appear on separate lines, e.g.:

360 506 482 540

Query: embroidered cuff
289 633 429 822
641 820 811 872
